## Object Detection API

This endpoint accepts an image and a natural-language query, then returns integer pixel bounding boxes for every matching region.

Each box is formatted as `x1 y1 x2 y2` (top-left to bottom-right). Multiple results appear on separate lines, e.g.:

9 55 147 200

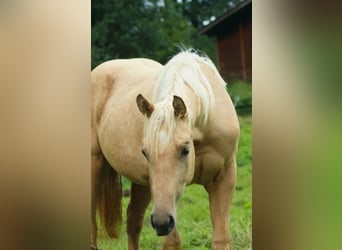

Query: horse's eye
181 147 190 156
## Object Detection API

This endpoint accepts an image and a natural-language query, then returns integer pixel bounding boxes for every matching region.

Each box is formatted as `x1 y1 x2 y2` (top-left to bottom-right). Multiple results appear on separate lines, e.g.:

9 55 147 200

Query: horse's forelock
144 103 176 158
153 50 217 126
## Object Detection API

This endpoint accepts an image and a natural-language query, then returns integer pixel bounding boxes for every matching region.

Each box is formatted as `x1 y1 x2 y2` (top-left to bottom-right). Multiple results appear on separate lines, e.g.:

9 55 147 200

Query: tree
92 0 163 67
176 0 243 29
91 0 225 68
92 0 196 68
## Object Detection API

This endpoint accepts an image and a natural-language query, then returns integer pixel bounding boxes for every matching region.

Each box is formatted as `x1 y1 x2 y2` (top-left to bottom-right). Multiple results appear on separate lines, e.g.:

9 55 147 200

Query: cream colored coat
91 51 239 250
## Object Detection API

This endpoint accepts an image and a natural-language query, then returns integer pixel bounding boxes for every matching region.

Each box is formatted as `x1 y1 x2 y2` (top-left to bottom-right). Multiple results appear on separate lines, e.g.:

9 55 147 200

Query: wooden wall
207 4 252 82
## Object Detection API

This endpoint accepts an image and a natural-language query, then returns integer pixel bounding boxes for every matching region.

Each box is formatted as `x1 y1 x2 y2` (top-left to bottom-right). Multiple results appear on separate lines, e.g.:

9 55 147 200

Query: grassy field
97 115 252 249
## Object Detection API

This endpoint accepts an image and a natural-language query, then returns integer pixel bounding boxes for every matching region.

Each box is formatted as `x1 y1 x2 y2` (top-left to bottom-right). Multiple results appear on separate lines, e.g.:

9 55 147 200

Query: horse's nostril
168 215 175 231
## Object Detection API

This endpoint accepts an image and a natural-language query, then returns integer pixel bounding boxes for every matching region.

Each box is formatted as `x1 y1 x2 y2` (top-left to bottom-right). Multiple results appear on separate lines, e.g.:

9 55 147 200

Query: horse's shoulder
91 60 128 125
211 115 239 142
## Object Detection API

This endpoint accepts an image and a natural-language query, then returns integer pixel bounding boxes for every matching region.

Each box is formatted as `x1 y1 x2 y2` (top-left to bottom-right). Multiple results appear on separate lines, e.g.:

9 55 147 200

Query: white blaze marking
159 131 168 145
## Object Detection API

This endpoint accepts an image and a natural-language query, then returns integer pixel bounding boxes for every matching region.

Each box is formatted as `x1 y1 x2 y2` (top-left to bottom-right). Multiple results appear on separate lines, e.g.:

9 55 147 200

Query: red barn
200 0 252 82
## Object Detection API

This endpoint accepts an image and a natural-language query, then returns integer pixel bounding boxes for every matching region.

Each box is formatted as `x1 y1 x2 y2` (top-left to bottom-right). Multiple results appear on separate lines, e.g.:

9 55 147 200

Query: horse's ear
173 95 187 119
136 94 154 118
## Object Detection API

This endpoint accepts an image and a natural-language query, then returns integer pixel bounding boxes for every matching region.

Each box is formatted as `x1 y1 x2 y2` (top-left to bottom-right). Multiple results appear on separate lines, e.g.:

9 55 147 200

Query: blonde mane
144 50 225 157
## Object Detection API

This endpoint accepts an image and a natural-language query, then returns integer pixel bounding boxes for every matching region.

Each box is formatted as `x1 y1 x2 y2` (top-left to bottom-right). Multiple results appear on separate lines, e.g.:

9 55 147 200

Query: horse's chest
193 146 226 184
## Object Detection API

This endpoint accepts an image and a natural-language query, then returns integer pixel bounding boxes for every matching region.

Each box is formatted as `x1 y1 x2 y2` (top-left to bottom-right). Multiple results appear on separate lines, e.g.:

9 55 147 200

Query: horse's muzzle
150 214 175 236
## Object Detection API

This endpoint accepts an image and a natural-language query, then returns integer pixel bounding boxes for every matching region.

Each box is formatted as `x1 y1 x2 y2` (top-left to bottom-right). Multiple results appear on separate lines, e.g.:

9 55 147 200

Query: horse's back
91 58 162 184
91 58 162 126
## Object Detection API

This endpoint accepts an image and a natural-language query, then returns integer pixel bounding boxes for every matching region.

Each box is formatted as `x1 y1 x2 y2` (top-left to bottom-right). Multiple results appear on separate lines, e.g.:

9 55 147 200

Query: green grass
97 115 252 249
227 81 252 116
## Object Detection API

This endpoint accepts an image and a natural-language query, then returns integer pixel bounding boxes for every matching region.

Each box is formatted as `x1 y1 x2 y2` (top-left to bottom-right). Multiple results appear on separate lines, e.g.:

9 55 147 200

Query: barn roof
199 0 252 36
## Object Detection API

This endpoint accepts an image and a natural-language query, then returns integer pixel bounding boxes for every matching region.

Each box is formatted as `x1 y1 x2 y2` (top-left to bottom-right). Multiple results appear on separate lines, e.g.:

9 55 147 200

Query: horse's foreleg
127 183 151 250
162 228 181 250
205 158 237 250
91 153 104 250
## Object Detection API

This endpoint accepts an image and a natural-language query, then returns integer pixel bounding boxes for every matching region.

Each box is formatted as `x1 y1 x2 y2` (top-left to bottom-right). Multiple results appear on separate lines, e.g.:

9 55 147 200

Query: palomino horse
91 50 239 250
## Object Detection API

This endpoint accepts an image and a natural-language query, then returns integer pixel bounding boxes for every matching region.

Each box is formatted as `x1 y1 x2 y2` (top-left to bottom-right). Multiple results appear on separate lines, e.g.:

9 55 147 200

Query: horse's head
136 94 195 236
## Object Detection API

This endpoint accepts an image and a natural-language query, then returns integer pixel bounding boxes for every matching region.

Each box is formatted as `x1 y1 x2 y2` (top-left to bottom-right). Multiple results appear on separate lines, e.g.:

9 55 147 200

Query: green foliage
92 0 172 67
92 0 218 68
91 0 243 68
177 0 243 29
97 115 252 250
227 81 252 115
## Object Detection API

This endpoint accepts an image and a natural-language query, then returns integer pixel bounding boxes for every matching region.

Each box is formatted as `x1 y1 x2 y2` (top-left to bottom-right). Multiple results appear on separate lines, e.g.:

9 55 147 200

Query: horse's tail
98 162 122 238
